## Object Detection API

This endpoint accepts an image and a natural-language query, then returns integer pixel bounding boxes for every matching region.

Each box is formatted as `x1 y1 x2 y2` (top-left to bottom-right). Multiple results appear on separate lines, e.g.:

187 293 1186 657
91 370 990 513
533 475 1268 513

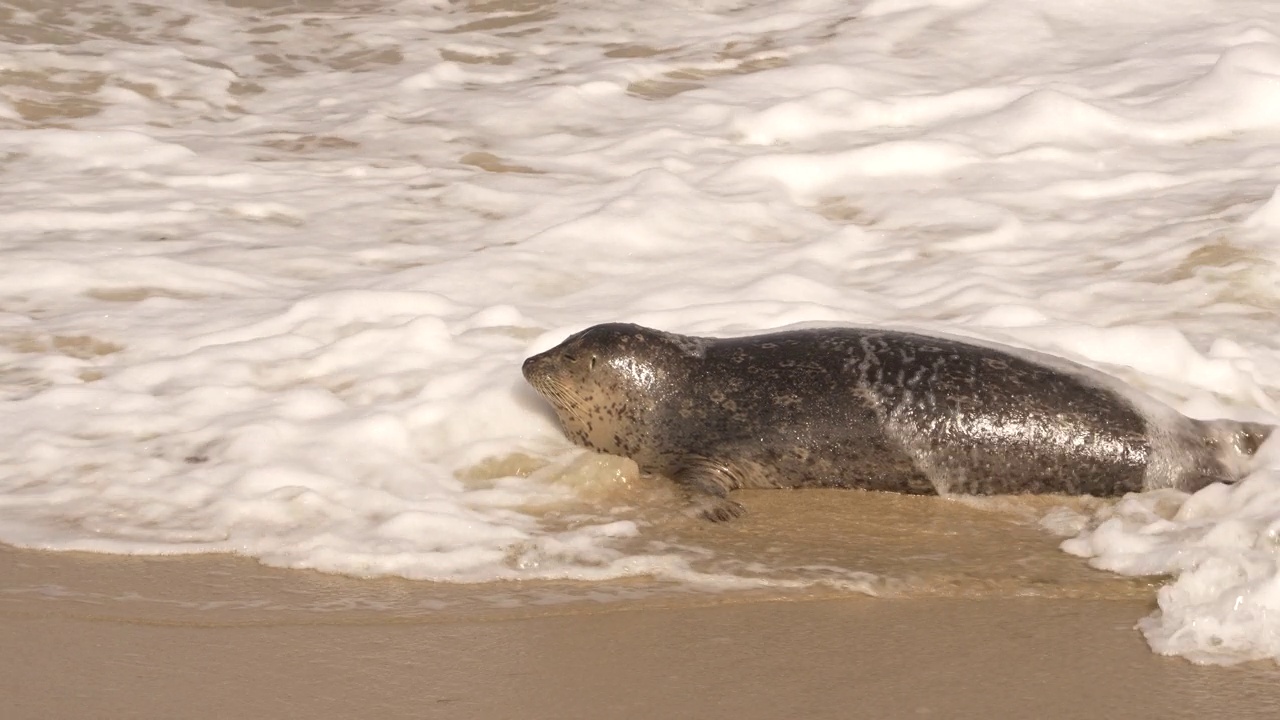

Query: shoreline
5 545 1280 719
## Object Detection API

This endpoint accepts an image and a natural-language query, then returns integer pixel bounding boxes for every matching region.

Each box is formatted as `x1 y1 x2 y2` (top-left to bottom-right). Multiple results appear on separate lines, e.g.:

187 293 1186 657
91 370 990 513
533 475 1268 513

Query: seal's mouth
520 353 541 383
522 367 587 436
521 354 552 396
521 353 572 407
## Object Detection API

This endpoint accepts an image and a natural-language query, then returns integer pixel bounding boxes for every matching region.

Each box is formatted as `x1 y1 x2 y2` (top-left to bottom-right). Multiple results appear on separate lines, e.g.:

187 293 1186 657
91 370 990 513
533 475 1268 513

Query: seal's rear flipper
1197 420 1277 485
1204 420 1275 457
1235 421 1275 456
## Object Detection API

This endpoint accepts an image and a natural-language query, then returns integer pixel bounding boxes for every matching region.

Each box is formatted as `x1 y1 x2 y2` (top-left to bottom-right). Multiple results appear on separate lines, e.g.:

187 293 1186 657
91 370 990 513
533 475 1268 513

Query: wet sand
5 542 1280 720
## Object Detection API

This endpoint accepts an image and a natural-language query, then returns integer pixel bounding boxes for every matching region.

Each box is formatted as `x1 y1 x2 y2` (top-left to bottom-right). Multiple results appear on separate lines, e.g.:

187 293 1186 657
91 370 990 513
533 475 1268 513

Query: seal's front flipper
673 460 746 522
686 494 747 522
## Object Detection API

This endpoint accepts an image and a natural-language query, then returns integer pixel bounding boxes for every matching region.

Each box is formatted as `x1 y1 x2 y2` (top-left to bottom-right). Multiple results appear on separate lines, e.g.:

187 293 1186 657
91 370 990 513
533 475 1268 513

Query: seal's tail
1200 419 1275 480
1226 421 1274 457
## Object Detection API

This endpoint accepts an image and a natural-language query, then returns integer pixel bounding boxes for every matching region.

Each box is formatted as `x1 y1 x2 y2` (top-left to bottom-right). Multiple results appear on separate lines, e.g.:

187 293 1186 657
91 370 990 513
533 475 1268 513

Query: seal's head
522 323 701 458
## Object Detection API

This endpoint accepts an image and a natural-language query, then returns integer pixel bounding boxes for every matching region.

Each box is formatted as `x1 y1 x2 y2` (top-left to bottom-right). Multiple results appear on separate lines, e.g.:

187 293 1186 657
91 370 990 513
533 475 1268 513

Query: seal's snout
521 353 542 383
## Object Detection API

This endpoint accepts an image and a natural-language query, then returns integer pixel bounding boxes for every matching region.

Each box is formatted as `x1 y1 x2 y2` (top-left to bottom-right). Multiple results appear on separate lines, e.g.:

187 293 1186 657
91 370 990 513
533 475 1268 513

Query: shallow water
1 0 1280 663
1 492 1152 629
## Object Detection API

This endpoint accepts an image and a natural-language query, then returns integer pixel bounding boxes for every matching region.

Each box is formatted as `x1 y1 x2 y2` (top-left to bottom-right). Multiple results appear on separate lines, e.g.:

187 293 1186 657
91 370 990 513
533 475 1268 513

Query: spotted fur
522 323 1272 521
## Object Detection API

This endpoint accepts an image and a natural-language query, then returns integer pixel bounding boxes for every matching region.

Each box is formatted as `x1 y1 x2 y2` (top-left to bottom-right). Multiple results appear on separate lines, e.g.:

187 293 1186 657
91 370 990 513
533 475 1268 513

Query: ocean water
2 0 1280 665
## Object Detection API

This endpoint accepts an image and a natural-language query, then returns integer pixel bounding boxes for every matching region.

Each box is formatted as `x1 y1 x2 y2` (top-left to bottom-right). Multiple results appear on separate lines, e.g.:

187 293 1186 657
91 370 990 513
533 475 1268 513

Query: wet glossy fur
522 323 1271 520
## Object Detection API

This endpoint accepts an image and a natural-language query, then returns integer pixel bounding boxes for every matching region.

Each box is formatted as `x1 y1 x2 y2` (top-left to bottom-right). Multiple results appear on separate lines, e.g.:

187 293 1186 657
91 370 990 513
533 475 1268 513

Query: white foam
1063 465 1280 665
1 0 1280 664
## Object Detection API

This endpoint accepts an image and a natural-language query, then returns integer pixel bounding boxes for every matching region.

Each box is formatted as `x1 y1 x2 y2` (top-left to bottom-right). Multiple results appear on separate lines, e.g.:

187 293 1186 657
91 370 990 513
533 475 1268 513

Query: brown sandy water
3 465 1276 719
5 537 1280 720
4 488 1147 627
651 489 1146 599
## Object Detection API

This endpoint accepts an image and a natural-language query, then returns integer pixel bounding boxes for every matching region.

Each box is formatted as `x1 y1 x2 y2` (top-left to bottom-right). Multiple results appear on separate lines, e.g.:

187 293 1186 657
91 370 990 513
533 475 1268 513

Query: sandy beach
5 542 1279 720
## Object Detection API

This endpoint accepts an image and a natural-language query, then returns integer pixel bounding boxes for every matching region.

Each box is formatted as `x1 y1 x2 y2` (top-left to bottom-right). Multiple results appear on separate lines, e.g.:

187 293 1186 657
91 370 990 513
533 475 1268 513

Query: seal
522 323 1272 521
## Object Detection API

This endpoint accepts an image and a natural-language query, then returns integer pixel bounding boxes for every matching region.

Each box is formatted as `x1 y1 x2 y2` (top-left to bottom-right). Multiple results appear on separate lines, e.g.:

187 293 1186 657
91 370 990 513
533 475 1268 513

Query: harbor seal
521 323 1272 521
